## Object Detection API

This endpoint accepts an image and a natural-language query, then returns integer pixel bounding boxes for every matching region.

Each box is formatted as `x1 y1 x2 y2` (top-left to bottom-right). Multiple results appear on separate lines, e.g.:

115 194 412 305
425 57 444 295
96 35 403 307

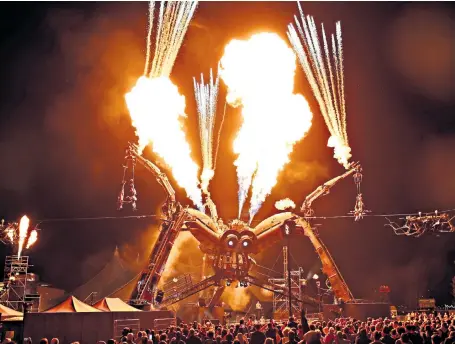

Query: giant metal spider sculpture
115 143 364 309
386 211 455 238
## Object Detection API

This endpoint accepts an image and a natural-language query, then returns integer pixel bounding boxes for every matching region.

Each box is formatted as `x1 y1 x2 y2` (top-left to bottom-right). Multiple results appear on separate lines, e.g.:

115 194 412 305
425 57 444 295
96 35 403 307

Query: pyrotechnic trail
144 1 198 78
220 33 313 222
193 68 220 194
126 1 203 209
288 3 352 169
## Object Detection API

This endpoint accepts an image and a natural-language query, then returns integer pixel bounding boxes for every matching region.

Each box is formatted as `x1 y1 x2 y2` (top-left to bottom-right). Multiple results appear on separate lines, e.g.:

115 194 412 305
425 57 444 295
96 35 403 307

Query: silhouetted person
187 329 203 344
301 309 310 334
266 323 278 344
288 317 298 330
355 329 371 344
406 326 422 344
250 324 266 344
381 327 395 344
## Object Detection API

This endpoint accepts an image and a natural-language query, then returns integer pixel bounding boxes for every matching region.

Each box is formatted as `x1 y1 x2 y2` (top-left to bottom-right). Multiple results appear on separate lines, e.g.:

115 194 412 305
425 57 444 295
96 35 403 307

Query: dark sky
0 1 454 308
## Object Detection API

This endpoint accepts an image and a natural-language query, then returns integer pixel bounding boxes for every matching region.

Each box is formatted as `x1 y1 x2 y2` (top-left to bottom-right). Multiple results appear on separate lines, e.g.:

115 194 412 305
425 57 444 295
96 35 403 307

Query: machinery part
185 208 222 253
202 191 219 222
295 216 354 301
124 142 177 216
131 209 189 304
118 147 138 211
207 286 225 309
253 212 354 302
386 211 455 237
300 162 361 217
245 275 320 307
350 165 368 221
160 275 218 307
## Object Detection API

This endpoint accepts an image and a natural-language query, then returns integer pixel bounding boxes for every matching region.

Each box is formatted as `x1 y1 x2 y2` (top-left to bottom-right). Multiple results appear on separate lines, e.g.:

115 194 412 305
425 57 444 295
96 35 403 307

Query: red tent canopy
93 298 141 312
0 304 23 320
44 295 101 313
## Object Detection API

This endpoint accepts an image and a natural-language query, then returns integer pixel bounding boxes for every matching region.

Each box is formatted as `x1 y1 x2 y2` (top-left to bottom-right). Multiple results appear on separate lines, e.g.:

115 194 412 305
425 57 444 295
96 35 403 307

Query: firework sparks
194 68 220 193
220 33 313 222
145 1 198 78
126 1 202 209
288 3 352 169
6 227 15 244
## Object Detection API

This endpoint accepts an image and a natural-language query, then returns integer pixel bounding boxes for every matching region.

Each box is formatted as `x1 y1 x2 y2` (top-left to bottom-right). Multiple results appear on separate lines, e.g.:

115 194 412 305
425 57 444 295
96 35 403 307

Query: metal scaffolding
1 255 39 311
269 247 304 317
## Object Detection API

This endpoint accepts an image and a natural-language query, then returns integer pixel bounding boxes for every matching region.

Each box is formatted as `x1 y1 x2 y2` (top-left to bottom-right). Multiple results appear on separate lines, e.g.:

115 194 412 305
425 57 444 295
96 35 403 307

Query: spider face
220 229 257 253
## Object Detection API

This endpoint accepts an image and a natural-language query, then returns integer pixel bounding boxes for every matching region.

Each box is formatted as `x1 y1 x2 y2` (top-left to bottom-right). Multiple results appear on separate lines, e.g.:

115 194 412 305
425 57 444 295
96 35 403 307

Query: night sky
0 1 454 308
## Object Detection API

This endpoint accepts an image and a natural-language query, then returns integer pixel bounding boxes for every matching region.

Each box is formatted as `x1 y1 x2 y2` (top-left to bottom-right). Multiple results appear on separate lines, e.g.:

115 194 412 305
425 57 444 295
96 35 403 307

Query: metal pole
317 283 321 313
21 302 28 343
287 236 292 318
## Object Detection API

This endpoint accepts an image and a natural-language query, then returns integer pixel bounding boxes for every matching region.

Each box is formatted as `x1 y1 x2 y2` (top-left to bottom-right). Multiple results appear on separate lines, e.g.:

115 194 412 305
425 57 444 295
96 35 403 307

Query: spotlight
172 278 178 283
225 234 238 248
312 274 319 280
240 236 253 249
226 280 231 287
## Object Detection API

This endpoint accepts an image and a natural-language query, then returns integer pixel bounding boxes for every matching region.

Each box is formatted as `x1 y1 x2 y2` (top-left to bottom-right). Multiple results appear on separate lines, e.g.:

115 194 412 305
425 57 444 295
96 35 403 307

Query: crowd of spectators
12 311 455 344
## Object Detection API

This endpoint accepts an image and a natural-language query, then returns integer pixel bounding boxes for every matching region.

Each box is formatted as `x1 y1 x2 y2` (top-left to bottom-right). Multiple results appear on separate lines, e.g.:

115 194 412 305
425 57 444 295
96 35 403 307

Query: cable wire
35 214 159 225
13 207 455 228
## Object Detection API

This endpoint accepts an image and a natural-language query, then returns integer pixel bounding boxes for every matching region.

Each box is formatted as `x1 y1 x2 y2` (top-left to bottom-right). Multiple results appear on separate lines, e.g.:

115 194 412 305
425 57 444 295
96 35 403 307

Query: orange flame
125 76 203 209
17 215 30 258
220 33 313 221
26 229 38 249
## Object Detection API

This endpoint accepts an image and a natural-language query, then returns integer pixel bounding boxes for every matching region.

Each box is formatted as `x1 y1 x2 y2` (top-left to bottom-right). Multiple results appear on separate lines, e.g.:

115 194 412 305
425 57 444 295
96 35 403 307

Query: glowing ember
17 215 30 258
126 76 203 209
220 33 313 222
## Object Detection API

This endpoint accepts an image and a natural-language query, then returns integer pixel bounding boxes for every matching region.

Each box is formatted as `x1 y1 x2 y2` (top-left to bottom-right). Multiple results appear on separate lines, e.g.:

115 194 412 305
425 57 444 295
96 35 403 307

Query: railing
153 318 176 330
114 319 140 340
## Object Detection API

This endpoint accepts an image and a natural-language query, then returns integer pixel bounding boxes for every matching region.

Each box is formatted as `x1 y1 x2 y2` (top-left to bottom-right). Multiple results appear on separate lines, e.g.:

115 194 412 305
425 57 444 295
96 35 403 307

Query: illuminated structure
0 255 40 311
117 143 363 310
0 217 40 311
269 256 305 317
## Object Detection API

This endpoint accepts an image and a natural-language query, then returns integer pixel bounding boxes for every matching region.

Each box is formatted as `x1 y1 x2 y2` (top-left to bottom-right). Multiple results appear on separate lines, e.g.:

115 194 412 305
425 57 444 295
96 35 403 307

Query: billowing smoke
275 198 296 211
220 281 252 311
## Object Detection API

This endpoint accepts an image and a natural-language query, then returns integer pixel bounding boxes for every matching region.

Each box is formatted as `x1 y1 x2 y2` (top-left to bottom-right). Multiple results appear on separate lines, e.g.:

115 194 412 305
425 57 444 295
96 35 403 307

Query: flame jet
219 33 313 222
126 1 203 209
